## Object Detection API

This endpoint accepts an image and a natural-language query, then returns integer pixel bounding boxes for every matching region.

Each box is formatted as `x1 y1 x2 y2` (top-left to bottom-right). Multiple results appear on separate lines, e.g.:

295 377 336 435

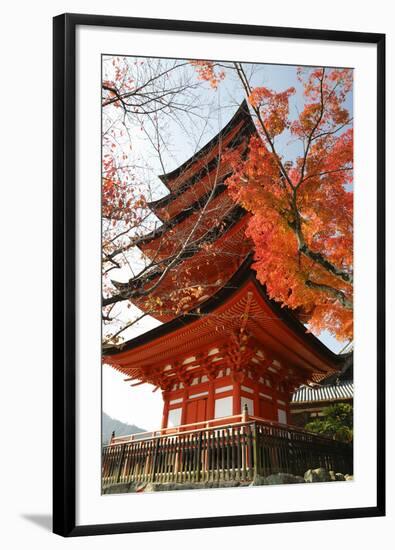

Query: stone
252 473 304 486
335 473 345 481
304 469 316 482
304 468 332 482
345 474 354 481
102 481 139 494
143 480 242 492
329 470 336 481
250 474 268 486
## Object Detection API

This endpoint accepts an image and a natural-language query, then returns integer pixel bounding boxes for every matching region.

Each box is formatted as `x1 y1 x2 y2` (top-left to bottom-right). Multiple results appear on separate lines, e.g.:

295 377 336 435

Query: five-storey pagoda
104 101 345 433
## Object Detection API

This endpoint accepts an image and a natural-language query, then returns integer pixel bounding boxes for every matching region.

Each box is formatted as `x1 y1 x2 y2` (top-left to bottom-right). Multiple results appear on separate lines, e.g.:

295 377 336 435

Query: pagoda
112 100 255 322
103 101 346 433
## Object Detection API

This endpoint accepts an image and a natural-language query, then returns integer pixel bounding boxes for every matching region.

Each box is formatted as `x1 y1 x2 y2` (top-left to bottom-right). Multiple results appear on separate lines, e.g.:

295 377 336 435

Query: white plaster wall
214 396 233 418
167 408 182 427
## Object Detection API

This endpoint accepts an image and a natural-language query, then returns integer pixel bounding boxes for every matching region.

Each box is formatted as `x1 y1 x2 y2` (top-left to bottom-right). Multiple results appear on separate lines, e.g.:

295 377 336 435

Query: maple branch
102 84 128 109
305 280 353 309
311 118 353 141
233 62 295 193
297 68 326 189
288 193 353 286
300 167 353 185
104 311 149 346
297 235 353 285
102 302 117 322
290 178 353 286
102 62 191 107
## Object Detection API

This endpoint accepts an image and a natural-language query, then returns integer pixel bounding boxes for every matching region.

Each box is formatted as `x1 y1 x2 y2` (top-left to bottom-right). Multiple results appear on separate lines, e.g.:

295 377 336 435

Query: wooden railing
107 413 250 445
102 418 353 488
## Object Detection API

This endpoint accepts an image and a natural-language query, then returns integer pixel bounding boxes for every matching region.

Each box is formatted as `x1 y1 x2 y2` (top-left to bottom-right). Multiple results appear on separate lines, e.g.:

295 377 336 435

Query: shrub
305 403 353 442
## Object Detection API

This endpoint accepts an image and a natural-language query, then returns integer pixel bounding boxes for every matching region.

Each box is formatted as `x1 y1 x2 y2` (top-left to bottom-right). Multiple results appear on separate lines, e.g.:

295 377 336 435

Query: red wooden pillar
161 396 169 429
233 380 241 415
207 379 215 421
180 387 189 426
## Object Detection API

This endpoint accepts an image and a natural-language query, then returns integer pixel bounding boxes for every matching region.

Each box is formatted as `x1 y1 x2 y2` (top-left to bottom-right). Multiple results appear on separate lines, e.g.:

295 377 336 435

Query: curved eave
148 158 234 214
149 126 254 215
150 100 254 207
136 182 238 247
103 254 346 370
111 208 248 293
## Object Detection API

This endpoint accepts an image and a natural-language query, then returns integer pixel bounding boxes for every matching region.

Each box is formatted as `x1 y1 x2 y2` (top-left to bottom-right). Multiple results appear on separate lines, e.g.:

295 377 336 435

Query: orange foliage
189 60 225 89
223 67 353 341
102 148 146 225
248 86 295 136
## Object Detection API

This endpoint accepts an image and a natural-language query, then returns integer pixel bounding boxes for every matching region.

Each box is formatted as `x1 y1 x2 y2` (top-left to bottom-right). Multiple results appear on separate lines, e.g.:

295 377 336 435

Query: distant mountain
102 412 145 445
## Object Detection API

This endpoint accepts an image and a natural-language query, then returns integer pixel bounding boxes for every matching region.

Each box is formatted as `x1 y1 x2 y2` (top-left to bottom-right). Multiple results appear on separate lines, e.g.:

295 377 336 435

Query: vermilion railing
107 413 249 446
102 417 353 488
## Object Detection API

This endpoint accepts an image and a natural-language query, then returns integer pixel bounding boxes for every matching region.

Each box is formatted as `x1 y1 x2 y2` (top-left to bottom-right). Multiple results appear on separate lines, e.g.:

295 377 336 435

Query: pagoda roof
136 183 243 247
149 100 255 210
104 256 346 378
111 205 247 296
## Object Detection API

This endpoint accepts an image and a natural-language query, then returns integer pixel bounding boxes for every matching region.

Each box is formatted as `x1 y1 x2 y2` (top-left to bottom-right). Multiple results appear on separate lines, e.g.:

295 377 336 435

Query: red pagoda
102 102 351 488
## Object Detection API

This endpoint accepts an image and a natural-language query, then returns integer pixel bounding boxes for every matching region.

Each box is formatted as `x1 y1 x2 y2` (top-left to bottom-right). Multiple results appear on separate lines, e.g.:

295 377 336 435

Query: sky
102 57 353 432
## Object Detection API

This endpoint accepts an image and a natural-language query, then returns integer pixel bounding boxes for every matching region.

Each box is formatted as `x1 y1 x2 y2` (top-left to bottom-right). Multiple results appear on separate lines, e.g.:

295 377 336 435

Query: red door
185 398 207 429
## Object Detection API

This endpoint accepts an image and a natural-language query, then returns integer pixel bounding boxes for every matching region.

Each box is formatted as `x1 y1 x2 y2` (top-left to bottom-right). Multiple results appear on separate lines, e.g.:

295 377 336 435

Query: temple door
185 398 207 429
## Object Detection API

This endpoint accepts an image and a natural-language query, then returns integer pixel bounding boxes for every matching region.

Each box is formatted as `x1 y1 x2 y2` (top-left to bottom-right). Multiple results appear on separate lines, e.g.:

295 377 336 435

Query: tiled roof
310 371 337 384
291 381 354 404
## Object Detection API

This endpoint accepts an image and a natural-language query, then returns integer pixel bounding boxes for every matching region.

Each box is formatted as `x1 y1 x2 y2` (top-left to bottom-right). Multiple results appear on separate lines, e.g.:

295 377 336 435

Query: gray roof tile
291 381 354 403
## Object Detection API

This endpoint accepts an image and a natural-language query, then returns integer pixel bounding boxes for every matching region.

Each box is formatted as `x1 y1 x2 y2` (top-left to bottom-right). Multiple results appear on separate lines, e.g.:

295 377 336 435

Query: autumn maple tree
192 61 353 340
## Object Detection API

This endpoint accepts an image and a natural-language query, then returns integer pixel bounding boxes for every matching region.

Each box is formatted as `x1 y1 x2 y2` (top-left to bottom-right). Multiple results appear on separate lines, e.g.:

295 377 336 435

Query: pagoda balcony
102 413 352 489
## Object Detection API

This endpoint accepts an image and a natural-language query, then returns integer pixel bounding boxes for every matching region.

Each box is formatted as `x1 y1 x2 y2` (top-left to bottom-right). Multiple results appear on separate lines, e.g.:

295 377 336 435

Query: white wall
214 396 233 418
1 1 393 549
168 408 182 427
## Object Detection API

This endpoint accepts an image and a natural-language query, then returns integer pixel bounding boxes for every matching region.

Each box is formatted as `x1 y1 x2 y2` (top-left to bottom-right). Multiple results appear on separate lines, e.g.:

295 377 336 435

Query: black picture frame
53 12 386 537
